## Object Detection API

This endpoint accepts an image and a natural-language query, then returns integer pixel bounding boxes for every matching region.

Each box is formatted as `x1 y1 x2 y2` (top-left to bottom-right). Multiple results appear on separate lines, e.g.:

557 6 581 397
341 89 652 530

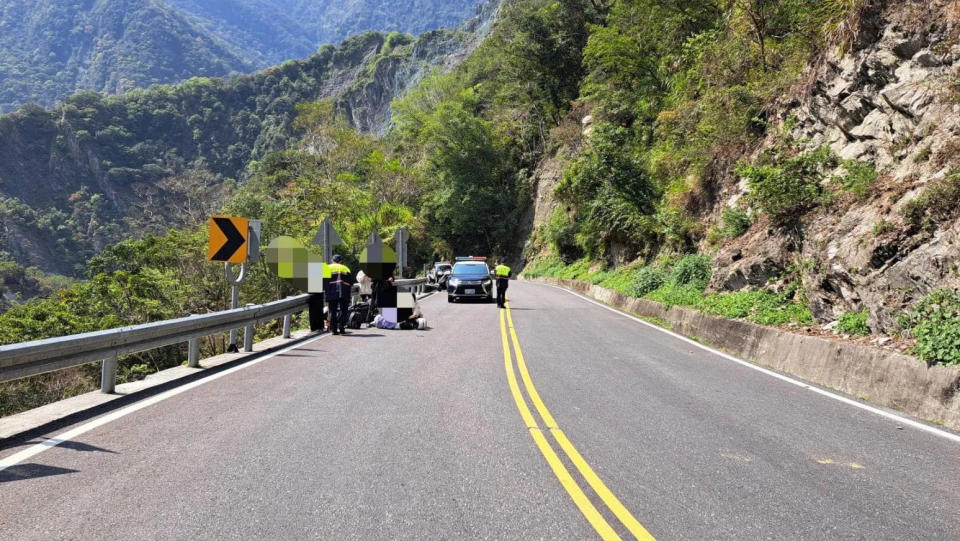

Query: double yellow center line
499 300 655 540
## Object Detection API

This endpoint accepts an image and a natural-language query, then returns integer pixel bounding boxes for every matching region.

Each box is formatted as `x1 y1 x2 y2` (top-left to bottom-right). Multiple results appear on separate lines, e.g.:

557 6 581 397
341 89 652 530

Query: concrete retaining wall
529 277 960 432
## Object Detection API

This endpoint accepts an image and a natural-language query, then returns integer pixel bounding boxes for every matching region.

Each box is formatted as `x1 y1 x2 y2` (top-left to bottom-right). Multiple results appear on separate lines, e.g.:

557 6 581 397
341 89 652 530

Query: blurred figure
357 268 373 301
326 254 354 335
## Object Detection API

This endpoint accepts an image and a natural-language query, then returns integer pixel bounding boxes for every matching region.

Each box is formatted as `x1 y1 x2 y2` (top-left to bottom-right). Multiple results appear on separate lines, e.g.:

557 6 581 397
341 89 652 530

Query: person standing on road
326 254 354 335
308 291 325 333
494 258 512 308
356 269 373 302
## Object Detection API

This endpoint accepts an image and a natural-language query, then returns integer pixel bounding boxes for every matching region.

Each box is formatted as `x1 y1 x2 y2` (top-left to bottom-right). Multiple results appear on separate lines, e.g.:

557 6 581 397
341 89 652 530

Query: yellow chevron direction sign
208 216 249 263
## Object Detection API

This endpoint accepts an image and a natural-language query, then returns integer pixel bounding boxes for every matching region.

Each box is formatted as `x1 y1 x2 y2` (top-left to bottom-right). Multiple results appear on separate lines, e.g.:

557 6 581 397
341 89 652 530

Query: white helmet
417 317 427 330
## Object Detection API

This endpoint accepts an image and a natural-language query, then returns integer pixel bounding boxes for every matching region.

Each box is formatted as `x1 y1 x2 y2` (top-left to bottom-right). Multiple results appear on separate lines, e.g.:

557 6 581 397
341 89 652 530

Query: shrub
543 207 581 262
669 254 712 288
739 147 833 223
721 207 752 238
872 220 895 236
838 160 877 198
901 289 960 365
645 283 705 309
599 266 642 295
836 310 870 336
902 170 960 231
523 256 565 279
627 266 666 297
700 287 813 326
701 291 757 319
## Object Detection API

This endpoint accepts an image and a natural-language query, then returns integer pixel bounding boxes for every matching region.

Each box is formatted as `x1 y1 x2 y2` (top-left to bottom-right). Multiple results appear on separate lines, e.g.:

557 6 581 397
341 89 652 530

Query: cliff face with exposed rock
527 0 960 335
711 0 960 333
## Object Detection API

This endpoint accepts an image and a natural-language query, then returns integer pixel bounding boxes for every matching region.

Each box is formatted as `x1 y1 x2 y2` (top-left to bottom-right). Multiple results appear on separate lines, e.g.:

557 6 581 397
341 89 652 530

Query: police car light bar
455 256 487 261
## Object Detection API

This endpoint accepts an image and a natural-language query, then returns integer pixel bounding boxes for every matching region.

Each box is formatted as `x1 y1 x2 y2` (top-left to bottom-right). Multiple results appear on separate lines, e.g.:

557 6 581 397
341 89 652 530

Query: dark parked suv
447 258 493 302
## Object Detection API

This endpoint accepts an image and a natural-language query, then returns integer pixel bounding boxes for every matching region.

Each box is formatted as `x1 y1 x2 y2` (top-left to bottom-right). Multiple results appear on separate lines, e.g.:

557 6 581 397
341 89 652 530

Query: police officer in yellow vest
494 258 511 308
326 254 354 335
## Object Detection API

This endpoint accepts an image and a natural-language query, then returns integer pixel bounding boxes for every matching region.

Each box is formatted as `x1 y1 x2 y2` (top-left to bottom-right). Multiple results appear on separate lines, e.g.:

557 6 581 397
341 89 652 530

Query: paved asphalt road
1 281 959 539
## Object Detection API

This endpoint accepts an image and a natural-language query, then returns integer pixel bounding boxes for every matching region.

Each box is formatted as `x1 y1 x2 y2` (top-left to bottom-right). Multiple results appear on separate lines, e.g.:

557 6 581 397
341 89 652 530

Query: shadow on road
0 332 323 453
0 463 79 483
23 440 117 454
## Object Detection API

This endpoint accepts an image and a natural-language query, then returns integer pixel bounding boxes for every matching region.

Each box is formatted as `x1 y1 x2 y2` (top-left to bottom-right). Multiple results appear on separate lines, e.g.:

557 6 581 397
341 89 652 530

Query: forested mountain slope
0 26 476 275
167 0 485 66
0 0 486 111
0 0 252 112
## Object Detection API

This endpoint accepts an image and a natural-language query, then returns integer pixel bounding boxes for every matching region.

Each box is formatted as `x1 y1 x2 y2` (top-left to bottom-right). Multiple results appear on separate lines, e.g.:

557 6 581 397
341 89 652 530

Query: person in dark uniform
308 292 325 333
326 254 354 335
494 258 512 308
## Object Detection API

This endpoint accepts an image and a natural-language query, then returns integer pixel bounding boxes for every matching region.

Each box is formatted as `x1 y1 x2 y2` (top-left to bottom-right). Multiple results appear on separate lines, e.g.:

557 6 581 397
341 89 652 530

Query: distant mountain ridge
0 0 253 112
166 0 485 66
0 0 484 111
0 0 501 275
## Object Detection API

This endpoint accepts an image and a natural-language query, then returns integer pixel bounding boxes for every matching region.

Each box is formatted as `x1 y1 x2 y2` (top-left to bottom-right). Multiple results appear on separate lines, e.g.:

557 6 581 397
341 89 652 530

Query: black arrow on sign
212 217 246 261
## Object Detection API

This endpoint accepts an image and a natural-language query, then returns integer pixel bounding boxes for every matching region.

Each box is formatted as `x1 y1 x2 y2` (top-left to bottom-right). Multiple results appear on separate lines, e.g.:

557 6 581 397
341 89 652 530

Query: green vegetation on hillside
0 0 252 112
538 0 872 262
0 30 453 275
0 100 420 415
167 0 484 61
524 255 814 327
0 0 487 111
392 0 598 255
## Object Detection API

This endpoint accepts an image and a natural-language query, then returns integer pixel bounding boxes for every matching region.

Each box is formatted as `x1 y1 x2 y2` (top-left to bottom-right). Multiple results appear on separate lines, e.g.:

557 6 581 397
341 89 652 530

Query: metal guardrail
0 278 428 393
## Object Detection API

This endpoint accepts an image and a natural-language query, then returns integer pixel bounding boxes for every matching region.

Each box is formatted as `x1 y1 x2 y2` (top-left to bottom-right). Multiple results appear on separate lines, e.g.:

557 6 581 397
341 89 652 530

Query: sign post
312 217 342 263
224 262 246 351
395 228 409 278
247 220 261 264
209 216 256 352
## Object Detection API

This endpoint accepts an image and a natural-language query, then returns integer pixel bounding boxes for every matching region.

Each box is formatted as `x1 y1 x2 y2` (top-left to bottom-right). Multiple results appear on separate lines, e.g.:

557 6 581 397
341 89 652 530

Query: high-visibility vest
495 264 511 278
329 263 351 277
326 263 352 299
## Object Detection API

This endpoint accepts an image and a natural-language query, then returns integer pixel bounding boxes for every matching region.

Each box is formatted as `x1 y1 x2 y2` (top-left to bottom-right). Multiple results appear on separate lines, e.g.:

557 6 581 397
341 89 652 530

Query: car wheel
447 295 453 303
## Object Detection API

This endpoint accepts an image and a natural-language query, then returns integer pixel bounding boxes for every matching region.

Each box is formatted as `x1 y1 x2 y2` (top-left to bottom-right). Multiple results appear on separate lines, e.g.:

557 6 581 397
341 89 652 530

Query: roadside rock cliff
527 0 960 334
713 0 960 332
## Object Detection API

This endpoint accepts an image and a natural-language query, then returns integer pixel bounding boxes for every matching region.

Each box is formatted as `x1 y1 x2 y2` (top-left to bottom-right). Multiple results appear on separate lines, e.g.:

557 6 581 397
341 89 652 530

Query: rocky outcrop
711 0 960 332
339 0 501 134
339 30 471 134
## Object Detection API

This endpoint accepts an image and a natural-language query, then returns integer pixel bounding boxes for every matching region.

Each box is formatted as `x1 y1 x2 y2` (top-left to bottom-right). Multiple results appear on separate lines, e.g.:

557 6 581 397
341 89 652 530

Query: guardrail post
243 304 255 352
186 314 201 368
101 356 118 393
187 337 201 368
282 314 292 339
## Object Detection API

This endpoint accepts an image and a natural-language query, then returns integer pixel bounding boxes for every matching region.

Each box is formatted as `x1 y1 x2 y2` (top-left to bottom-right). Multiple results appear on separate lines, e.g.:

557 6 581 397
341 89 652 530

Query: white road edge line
0 288 442 471
0 332 330 472
538 281 960 445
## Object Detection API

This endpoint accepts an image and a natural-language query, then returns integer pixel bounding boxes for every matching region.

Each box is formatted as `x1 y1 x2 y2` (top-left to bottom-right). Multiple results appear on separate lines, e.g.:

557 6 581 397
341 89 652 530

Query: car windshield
436 265 452 273
452 263 489 278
